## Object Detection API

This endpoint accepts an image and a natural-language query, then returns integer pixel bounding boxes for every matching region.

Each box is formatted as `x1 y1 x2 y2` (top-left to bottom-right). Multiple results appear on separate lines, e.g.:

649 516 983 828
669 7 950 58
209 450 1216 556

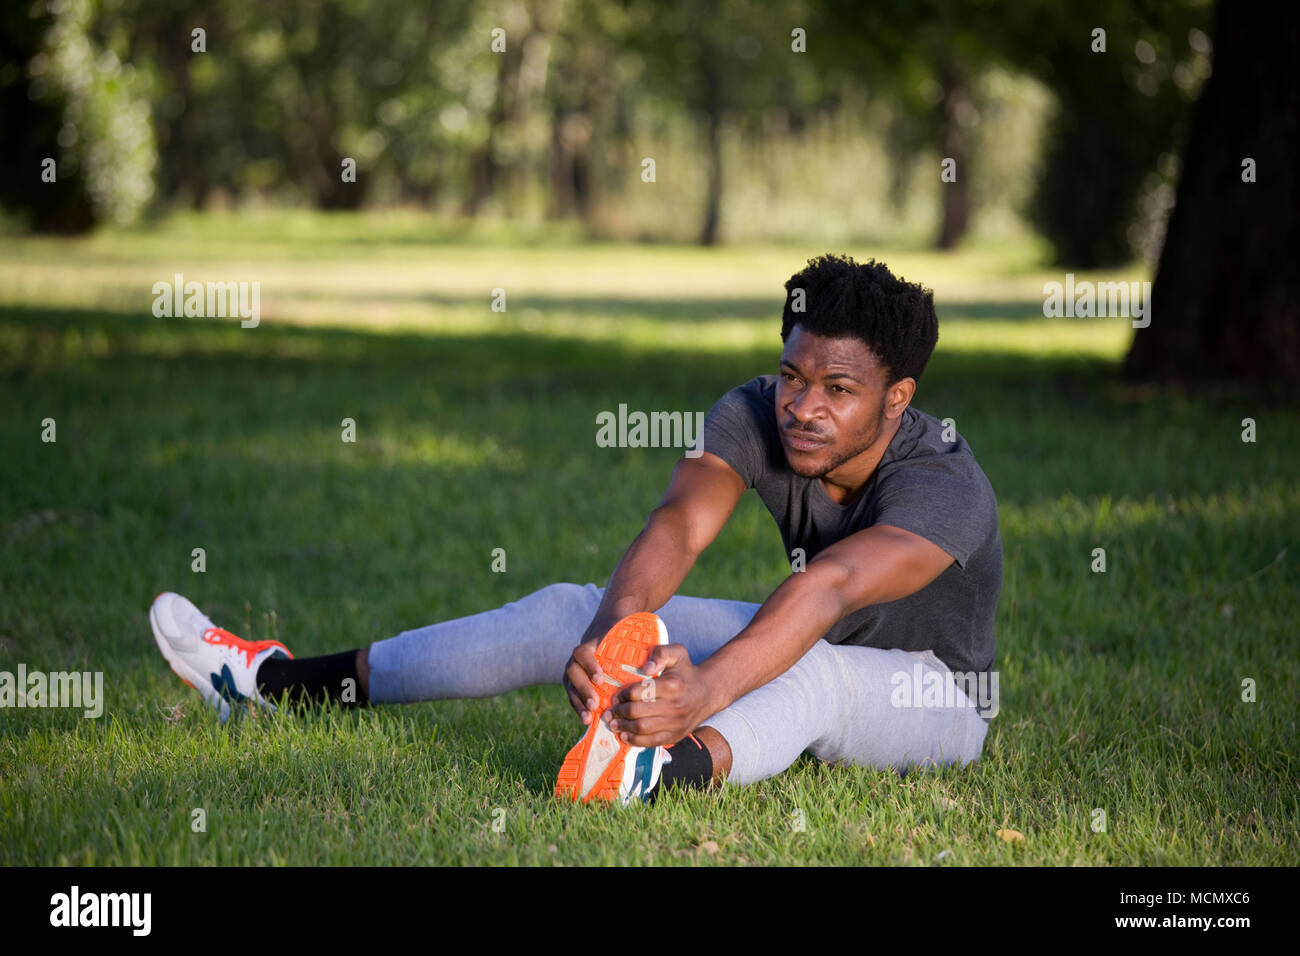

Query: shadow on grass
3 303 1295 505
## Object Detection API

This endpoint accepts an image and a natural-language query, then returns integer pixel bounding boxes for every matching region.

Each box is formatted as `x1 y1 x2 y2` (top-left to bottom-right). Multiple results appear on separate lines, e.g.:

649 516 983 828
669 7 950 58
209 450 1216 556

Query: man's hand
562 640 606 725
606 644 714 748
561 450 746 726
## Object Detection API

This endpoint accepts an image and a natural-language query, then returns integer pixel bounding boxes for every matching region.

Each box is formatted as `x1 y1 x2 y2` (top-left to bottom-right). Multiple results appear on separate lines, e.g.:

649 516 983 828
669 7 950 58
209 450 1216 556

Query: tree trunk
160 14 209 209
698 53 724 246
549 109 591 219
1124 0 1300 383
465 48 515 217
936 62 970 250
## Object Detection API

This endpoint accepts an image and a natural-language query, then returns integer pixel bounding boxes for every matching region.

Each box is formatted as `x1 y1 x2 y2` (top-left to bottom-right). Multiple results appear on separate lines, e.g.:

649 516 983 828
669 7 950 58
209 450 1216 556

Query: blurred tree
107 0 214 209
974 0 1210 267
0 0 93 232
0 0 1226 265
1125 1 1299 383
623 0 817 245
96 0 476 212
0 0 155 232
934 58 972 250
465 0 564 217
811 0 989 250
816 0 1208 263
217 0 473 210
544 0 628 224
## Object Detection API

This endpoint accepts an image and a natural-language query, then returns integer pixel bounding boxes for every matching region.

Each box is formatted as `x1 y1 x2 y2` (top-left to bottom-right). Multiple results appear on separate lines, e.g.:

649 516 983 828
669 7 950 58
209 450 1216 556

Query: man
149 253 1002 805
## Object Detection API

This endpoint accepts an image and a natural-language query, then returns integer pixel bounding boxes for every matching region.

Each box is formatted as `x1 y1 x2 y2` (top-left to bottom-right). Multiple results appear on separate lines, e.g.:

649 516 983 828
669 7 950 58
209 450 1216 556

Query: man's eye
832 385 850 394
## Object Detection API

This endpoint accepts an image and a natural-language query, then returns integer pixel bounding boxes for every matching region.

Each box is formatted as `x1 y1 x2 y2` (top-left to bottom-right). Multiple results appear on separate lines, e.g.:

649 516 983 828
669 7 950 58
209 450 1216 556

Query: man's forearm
696 561 850 713
694 523 956 715
582 507 700 643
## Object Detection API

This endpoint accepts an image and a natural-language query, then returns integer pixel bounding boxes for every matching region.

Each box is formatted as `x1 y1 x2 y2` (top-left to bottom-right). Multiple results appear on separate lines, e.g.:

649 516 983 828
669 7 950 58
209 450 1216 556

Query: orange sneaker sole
555 612 665 804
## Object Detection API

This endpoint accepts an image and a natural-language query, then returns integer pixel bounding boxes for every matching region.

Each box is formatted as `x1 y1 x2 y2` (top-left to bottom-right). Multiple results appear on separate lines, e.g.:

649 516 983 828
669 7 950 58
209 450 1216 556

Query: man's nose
787 387 821 422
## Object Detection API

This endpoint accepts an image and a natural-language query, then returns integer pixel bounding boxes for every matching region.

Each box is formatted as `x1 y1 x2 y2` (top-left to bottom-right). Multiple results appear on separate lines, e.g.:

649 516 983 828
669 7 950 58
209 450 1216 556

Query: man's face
775 326 895 479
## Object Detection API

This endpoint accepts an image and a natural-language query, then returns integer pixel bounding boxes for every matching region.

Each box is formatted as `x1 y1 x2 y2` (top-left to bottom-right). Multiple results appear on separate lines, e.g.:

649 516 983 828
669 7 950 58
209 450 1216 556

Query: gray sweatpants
367 582 989 785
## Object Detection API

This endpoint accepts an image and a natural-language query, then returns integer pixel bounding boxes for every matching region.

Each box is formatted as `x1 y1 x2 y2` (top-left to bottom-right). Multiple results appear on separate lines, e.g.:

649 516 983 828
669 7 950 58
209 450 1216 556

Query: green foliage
48 0 157 225
0 0 1221 252
0 0 154 232
1024 13 1210 266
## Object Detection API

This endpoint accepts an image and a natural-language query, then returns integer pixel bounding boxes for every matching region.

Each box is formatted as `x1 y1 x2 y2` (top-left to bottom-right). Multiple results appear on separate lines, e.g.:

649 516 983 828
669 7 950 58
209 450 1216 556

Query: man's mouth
782 428 826 452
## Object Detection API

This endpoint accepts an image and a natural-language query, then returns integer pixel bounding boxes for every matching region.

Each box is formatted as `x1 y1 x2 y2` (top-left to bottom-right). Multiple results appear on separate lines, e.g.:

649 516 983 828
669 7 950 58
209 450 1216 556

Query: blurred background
4 0 1293 382
0 0 1213 260
5 0 1292 382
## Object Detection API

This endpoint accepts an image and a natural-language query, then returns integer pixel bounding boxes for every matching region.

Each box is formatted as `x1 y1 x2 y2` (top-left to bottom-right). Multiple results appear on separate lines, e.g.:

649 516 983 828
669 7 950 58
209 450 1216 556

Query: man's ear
886 377 916 417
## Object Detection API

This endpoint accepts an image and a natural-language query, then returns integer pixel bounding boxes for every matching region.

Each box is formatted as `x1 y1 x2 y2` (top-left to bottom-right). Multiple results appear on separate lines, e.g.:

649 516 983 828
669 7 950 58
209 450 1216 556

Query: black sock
650 733 714 801
256 650 370 709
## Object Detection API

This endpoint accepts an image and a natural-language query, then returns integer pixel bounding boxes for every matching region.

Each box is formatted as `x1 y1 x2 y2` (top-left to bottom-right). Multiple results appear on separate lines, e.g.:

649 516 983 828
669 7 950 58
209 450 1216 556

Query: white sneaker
149 591 293 723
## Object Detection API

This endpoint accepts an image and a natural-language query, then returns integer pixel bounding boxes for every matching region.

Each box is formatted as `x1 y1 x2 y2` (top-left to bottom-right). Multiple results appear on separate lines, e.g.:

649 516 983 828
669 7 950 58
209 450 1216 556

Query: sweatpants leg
701 643 990 785
366 582 989 785
366 582 758 704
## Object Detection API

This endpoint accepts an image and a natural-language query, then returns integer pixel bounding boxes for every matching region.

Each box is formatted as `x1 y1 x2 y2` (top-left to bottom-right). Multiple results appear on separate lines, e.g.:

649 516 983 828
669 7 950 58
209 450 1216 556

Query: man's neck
818 413 904 505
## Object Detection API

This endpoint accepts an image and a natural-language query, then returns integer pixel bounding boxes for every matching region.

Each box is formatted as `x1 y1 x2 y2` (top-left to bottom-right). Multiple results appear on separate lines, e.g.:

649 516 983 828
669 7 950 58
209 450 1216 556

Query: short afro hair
780 254 939 386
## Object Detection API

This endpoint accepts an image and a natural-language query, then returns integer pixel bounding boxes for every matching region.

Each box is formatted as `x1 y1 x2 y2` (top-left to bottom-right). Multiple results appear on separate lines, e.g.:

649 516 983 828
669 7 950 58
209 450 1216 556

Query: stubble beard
791 404 887 479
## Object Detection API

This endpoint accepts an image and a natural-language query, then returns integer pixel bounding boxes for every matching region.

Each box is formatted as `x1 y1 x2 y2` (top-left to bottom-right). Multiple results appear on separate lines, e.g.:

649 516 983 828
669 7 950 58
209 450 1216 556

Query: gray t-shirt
701 374 1001 684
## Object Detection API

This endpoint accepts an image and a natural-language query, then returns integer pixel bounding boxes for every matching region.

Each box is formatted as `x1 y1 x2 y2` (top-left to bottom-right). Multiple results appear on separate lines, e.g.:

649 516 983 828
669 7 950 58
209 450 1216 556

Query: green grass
1 216 1296 865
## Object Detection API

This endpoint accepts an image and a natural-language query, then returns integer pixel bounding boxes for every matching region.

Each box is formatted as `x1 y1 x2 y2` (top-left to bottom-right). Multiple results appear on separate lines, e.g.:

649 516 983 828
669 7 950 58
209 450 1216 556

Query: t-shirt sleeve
697 383 769 488
871 455 995 569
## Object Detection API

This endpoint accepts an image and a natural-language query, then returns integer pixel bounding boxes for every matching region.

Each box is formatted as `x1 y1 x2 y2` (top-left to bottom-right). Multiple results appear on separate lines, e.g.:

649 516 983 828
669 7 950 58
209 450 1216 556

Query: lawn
1 214 1295 865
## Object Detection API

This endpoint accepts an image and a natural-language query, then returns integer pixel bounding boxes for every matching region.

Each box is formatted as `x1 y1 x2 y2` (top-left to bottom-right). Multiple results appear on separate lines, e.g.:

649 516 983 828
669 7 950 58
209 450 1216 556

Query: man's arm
562 451 745 720
609 523 957 747
579 451 745 642
698 524 955 714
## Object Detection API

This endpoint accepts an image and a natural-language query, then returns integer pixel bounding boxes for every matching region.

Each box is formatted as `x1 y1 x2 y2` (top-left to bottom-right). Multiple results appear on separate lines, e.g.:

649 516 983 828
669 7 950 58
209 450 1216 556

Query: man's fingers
609 698 659 721
618 725 684 748
644 643 690 677
574 643 606 684
565 689 591 723
574 650 602 688
566 666 594 702
565 660 600 718
609 713 672 740
613 677 666 707
565 677 596 721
